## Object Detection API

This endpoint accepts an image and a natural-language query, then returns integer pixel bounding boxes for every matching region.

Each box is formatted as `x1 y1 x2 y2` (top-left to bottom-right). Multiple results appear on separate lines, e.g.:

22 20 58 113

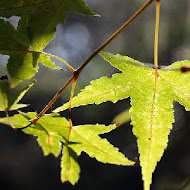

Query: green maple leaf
61 146 80 185
0 112 134 184
62 123 135 184
0 17 62 87
0 112 69 156
0 0 97 51
0 0 97 86
0 75 34 111
54 52 190 190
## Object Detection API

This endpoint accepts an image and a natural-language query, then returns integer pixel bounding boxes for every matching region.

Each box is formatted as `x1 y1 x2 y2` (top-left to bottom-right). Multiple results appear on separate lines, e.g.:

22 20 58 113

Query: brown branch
32 76 73 124
77 0 154 75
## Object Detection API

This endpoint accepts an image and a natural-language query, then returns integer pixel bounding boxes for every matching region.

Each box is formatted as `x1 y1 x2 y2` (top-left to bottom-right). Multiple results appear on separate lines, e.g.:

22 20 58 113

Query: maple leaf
0 112 134 184
0 0 98 51
0 17 62 87
54 52 190 190
0 0 97 86
0 112 69 156
61 146 80 185
0 75 34 111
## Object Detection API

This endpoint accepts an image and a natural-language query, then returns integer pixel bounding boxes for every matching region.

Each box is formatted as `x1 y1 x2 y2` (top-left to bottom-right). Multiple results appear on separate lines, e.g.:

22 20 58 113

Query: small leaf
36 132 62 157
0 75 34 111
0 18 61 86
38 54 62 70
24 113 69 157
0 75 9 111
8 81 35 111
0 112 36 128
61 146 80 185
0 113 69 157
69 124 134 165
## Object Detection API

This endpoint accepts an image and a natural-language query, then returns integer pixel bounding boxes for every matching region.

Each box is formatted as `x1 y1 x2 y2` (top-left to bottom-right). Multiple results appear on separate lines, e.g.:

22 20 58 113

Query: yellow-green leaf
69 124 134 165
0 112 133 184
61 146 80 185
55 51 190 190
0 75 34 111
0 113 69 157
0 18 61 86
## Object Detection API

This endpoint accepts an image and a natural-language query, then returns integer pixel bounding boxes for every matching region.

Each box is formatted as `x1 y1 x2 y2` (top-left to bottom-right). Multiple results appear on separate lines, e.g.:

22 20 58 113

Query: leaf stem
28 50 75 73
68 77 79 121
154 0 160 76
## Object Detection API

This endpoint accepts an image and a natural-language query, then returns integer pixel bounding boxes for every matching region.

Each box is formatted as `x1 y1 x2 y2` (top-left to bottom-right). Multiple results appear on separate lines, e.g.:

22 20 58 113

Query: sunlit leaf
61 146 80 185
0 75 34 111
23 113 69 157
55 52 190 190
69 124 134 165
0 112 134 184
0 18 61 86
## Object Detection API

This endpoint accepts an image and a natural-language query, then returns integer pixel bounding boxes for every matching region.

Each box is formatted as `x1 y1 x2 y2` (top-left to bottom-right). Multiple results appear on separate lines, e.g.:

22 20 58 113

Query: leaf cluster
0 112 133 184
0 0 133 186
0 1 190 190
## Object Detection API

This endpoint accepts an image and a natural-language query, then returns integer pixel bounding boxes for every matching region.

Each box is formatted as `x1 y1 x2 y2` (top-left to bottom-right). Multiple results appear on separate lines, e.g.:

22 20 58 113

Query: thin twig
77 0 154 74
32 76 73 125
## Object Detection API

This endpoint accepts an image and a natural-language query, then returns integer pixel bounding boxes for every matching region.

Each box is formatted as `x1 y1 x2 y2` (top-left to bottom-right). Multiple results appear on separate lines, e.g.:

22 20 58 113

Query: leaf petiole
28 50 75 72
154 0 161 76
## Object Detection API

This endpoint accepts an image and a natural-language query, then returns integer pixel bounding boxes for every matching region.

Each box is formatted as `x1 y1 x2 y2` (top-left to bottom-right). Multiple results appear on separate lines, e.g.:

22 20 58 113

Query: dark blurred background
0 0 190 189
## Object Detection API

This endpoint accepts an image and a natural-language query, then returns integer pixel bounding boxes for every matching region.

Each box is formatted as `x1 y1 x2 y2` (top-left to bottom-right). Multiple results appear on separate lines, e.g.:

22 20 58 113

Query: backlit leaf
61 146 80 185
0 0 98 51
0 112 68 156
0 75 34 111
0 112 134 184
69 124 134 165
0 17 61 87
55 52 190 190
